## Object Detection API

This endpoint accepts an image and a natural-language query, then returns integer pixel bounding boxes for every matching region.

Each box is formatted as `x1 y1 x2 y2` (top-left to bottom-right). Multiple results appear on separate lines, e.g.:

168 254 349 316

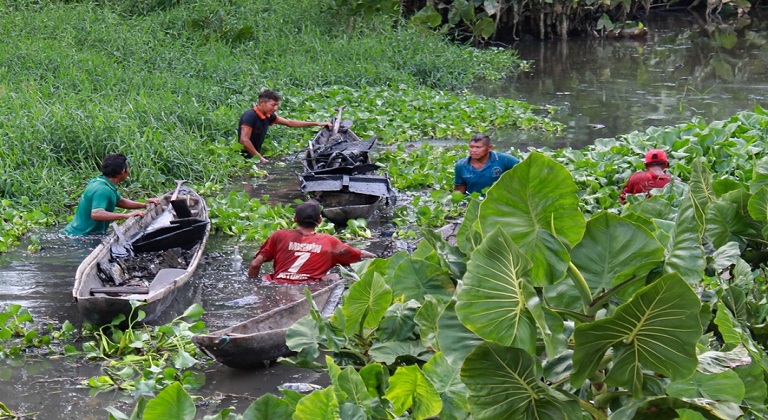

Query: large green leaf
414 295 442 351
435 300 483 366
420 227 467 280
747 185 768 223
713 302 768 373
286 315 322 360
750 156 768 194
610 396 743 420
411 239 443 266
377 300 420 341
667 370 745 403
369 339 430 365
415 297 483 366
456 227 537 354
456 197 482 255
330 363 374 416
385 365 442 419
479 152 585 285
734 362 768 418
410 4 442 28
571 273 701 394
242 393 294 420
689 158 716 211
543 276 584 314
705 201 754 248
697 345 751 374
571 212 664 294
293 387 340 419
461 343 582 419
342 273 393 336
142 382 195 420
359 363 388 399
663 192 706 283
422 352 469 420
390 258 455 303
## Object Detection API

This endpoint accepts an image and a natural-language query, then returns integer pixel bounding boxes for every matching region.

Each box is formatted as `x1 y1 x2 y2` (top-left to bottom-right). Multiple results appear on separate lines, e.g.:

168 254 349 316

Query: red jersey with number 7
255 229 363 283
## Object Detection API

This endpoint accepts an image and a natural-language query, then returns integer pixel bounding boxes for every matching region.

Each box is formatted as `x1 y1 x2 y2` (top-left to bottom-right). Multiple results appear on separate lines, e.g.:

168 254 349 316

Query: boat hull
72 186 210 326
299 115 396 225
193 279 344 369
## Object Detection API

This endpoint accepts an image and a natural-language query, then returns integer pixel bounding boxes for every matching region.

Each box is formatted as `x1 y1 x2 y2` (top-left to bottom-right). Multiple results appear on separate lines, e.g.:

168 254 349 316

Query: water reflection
478 11 768 151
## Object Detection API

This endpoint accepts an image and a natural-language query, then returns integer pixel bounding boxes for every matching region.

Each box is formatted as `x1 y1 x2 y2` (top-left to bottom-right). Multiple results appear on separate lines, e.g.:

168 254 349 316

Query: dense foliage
101 109 768 419
404 0 757 41
0 0 556 250
3 0 768 418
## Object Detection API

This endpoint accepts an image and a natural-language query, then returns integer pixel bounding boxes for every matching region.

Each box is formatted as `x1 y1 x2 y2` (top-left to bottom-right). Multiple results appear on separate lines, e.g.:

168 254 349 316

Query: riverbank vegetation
0 0 557 251
403 0 758 41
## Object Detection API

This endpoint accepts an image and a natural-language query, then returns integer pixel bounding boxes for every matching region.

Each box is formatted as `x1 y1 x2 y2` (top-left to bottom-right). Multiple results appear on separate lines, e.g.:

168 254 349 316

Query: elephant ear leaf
456 227 537 354
342 273 393 336
571 273 701 395
461 343 582 419
478 151 585 285
456 196 482 255
571 212 664 294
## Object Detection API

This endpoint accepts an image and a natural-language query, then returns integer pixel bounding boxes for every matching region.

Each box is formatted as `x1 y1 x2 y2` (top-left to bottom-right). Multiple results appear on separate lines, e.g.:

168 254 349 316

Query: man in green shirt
62 154 159 236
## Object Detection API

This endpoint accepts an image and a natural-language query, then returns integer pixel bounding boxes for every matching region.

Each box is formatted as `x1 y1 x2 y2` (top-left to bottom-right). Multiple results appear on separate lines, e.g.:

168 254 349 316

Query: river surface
1 9 767 419
483 10 768 151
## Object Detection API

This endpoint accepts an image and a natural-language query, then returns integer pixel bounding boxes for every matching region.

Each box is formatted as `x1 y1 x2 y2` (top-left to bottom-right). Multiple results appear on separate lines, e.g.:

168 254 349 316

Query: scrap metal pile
298 106 396 225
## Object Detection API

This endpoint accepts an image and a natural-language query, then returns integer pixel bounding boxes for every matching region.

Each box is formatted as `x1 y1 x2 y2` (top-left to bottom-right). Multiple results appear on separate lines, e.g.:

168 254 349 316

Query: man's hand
126 210 145 219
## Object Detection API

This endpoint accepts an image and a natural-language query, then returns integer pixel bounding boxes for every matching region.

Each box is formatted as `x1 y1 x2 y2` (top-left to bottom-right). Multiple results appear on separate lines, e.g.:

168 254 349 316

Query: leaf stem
568 262 592 313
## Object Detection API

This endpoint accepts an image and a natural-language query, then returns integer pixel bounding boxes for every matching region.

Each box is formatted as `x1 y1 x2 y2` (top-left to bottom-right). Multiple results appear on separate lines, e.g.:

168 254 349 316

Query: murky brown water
2 10 767 418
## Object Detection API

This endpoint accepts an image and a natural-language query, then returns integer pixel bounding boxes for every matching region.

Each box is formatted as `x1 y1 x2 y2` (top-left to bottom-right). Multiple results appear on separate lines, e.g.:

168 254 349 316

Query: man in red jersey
247 202 376 283
620 149 672 204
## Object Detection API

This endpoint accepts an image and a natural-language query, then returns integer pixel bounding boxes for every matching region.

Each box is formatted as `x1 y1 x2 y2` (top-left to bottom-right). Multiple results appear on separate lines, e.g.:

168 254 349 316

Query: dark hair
469 133 492 146
294 202 321 228
258 89 281 103
100 153 128 178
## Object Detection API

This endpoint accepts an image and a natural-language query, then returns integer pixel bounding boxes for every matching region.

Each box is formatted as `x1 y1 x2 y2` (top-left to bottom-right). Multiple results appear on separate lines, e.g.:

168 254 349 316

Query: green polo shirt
62 175 122 236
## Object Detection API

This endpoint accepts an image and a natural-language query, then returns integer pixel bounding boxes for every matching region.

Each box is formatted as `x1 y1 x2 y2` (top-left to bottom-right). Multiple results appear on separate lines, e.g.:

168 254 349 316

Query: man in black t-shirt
238 89 331 163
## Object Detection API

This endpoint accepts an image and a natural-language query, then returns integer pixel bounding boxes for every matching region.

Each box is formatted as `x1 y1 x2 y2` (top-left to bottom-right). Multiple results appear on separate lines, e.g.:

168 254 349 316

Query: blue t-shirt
454 151 520 194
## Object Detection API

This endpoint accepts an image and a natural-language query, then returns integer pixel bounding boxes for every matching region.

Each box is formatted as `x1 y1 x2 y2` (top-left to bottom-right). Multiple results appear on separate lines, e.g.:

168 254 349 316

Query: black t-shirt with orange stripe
238 106 277 158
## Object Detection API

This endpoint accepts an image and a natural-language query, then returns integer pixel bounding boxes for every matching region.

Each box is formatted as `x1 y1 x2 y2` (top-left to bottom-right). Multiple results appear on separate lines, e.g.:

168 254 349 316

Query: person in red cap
619 149 672 204
247 202 376 283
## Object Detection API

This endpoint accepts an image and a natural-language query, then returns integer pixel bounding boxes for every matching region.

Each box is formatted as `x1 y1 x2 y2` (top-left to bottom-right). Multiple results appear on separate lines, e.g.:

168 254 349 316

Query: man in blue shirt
454 133 520 195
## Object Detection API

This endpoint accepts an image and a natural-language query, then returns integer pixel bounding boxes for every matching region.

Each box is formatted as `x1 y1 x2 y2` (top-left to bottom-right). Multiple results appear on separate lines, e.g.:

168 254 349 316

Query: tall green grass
0 0 549 248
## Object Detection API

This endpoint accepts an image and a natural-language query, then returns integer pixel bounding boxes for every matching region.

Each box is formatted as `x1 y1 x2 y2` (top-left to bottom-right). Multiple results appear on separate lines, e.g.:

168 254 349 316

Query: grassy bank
0 0 557 248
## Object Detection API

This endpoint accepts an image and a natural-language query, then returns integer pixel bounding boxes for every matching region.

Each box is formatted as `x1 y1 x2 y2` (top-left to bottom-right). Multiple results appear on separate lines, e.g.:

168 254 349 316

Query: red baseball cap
645 149 668 164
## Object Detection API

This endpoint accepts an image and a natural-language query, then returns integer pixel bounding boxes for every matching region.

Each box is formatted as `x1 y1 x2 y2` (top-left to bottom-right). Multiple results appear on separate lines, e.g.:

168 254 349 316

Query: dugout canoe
192 278 345 369
299 106 396 225
72 184 210 326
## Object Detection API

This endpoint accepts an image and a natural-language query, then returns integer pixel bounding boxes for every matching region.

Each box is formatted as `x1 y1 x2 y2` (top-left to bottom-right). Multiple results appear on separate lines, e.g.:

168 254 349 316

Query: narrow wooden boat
299 107 396 225
192 279 345 369
71 184 210 326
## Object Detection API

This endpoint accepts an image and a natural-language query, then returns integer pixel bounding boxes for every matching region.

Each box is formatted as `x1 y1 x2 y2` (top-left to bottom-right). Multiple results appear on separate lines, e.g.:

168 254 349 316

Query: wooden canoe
192 279 345 369
299 107 396 225
71 185 210 326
